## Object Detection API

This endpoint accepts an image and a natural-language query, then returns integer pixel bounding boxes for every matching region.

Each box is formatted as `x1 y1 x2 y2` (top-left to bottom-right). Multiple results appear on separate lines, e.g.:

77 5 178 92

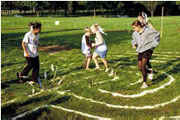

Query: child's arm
85 36 92 48
152 30 160 48
92 32 104 47
148 20 156 30
22 34 30 57
132 32 137 48
22 42 29 57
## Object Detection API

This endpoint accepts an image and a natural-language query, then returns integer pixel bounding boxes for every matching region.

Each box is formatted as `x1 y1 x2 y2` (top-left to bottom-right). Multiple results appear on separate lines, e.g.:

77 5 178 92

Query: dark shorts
138 49 153 61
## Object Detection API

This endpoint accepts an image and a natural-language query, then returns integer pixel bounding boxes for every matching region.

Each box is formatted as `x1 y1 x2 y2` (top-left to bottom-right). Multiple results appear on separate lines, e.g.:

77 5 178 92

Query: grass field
1 16 180 120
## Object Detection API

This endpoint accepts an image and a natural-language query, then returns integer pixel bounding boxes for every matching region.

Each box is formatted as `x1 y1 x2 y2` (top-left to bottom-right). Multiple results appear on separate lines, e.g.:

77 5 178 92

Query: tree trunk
33 7 36 15
64 8 67 16
151 10 154 17
94 8 96 17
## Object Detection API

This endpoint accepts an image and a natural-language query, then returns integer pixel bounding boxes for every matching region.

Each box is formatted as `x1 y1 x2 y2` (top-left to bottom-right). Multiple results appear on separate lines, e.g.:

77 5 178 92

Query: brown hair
132 20 144 28
29 22 41 29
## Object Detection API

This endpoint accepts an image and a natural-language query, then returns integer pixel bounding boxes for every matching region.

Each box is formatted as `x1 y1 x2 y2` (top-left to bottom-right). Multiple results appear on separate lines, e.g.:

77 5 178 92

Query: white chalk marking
71 71 84 75
98 73 175 98
50 105 111 120
93 76 119 86
169 116 180 119
11 105 47 120
57 91 180 110
150 60 166 63
2 98 17 106
155 115 180 120
51 64 55 72
28 86 59 97
58 79 63 85
129 78 143 86
11 104 111 120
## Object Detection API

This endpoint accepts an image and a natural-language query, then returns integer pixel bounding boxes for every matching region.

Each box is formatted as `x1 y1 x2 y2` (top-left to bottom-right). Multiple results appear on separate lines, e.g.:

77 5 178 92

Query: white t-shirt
81 35 91 55
23 31 39 57
95 32 107 52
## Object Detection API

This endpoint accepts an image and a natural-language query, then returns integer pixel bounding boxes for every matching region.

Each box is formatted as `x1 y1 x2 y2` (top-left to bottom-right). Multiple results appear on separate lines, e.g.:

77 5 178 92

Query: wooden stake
160 6 164 38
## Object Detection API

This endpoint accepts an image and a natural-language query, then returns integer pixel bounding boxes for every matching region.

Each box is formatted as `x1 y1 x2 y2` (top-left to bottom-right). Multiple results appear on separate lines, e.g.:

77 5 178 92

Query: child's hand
92 43 96 47
25 52 30 57
132 44 137 49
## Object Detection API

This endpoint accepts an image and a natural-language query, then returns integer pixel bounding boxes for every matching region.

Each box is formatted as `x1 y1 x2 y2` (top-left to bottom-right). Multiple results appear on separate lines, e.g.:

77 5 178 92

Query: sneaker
108 69 114 77
95 67 100 70
28 81 35 86
17 72 23 83
105 68 110 72
16 72 20 79
37 77 42 88
141 82 148 89
148 73 154 81
148 68 153 72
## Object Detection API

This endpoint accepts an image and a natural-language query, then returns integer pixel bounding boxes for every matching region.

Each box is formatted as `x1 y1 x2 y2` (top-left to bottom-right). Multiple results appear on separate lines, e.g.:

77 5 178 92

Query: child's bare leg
101 58 108 69
93 52 99 69
86 56 91 70
83 59 87 68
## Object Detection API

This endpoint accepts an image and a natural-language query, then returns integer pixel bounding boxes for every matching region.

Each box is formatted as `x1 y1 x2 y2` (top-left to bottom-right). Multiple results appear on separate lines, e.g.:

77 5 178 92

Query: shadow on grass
1 95 49 118
167 58 180 75
1 61 25 68
152 57 180 84
1 79 19 89
50 96 71 105
151 73 168 85
2 30 132 51
109 57 137 69
57 66 83 76
2 95 71 120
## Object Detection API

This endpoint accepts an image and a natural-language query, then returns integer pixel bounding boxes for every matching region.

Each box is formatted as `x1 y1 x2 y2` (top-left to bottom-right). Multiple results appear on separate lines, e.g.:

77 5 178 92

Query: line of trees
1 1 180 17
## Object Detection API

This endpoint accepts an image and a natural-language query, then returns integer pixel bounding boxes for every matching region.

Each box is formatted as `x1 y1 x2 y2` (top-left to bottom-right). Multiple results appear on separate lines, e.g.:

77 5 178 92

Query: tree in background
1 1 179 17
137 1 163 17
176 1 180 10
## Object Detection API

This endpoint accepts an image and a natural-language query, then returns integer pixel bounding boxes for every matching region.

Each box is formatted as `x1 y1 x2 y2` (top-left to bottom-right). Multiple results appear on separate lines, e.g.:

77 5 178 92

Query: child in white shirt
81 27 92 70
17 22 41 85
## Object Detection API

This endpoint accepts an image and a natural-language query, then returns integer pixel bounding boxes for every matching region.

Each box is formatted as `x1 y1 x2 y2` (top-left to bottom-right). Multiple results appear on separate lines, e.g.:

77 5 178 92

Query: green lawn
1 16 180 120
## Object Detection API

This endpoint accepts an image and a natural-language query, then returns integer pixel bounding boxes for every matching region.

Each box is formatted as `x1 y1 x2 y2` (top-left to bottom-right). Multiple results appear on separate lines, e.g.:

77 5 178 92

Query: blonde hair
91 24 107 35
84 27 92 33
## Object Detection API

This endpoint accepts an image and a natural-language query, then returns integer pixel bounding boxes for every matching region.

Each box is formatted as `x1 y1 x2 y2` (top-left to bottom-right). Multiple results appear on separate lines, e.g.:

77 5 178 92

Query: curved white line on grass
155 116 180 120
129 78 143 86
3 86 60 106
11 104 111 120
57 91 180 110
11 105 47 120
50 105 111 120
2 98 17 106
28 86 59 97
169 116 180 119
98 73 175 98
150 60 166 63
93 76 119 86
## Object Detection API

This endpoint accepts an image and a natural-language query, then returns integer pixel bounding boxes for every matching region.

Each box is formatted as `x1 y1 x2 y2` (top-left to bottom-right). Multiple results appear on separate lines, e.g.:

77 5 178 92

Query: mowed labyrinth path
1 16 180 120
2 51 180 120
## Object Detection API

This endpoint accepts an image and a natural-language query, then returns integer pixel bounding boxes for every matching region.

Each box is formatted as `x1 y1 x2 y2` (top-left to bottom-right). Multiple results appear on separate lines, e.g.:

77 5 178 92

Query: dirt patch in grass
39 45 71 53
178 28 180 32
